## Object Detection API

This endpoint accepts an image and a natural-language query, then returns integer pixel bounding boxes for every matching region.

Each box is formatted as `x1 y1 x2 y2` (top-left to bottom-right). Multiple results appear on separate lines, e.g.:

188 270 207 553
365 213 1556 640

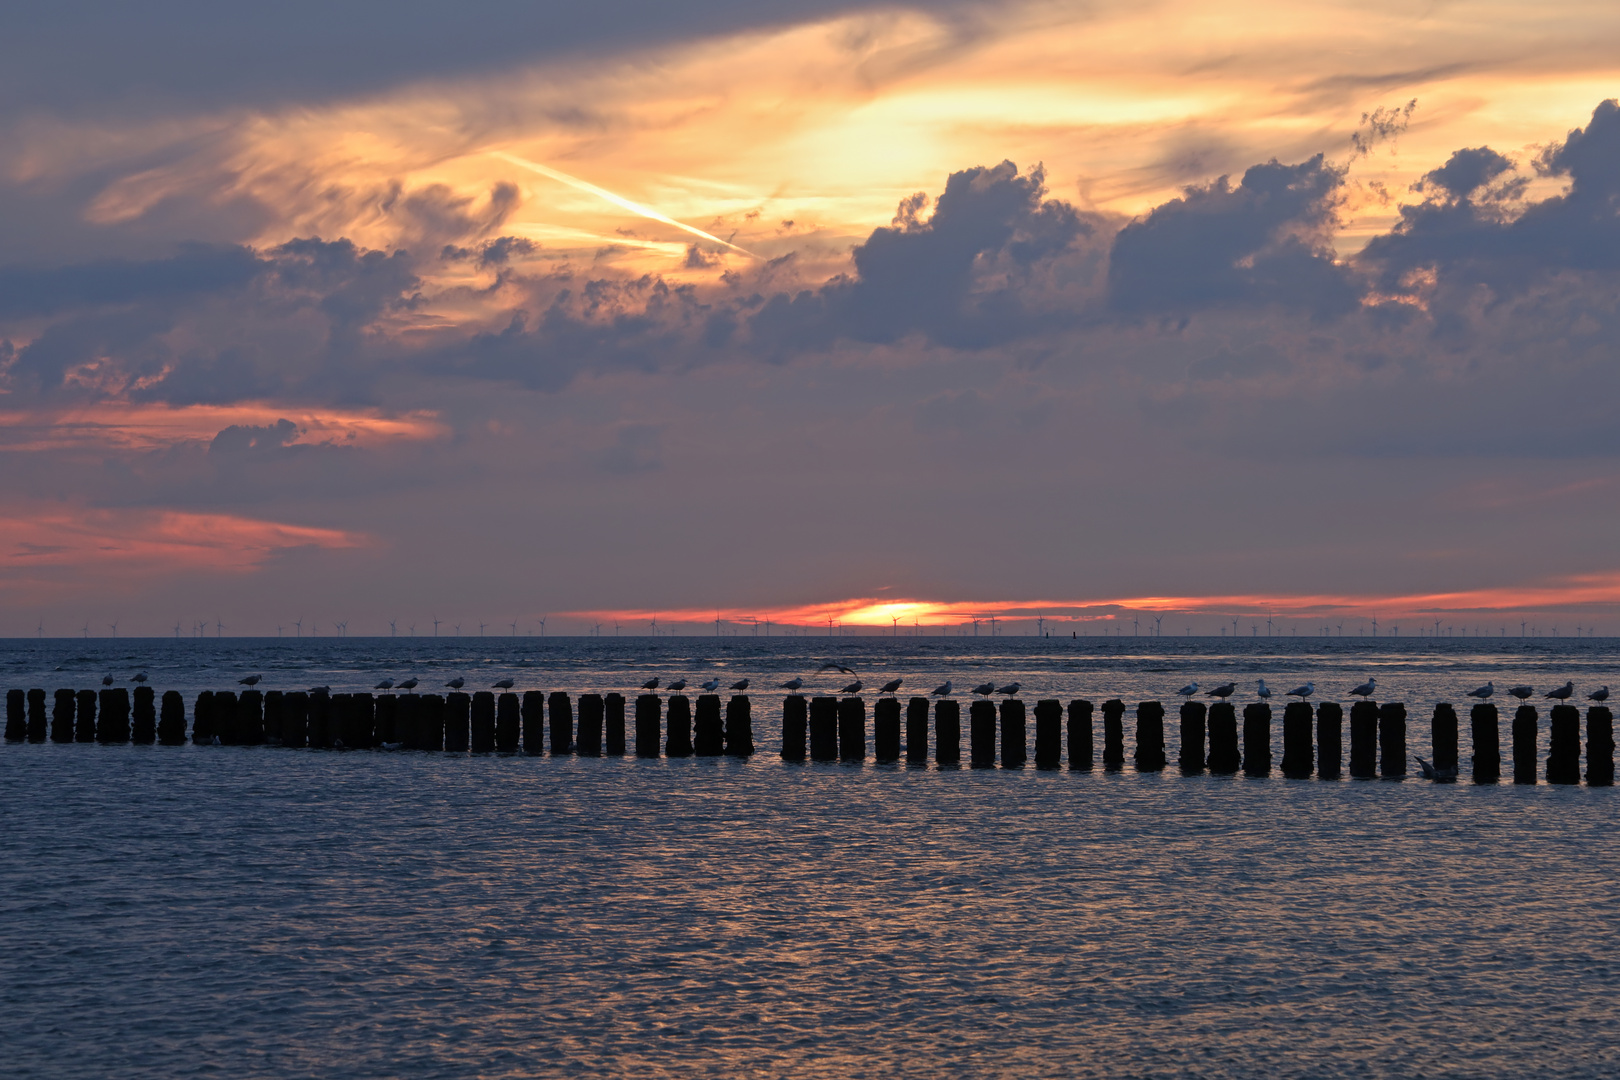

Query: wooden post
666 695 693 757
838 697 866 762
305 691 330 749
1068 700 1093 770
471 691 496 752
420 694 446 751
1378 702 1406 777
238 689 264 746
371 694 395 745
725 695 754 756
906 697 930 763
52 689 75 743
497 692 522 753
969 699 996 767
1000 699 1027 768
1317 702 1342 780
99 688 131 743
441 693 468 753
1206 702 1239 774
159 691 186 745
1134 701 1165 772
281 692 309 748
1101 699 1125 768
1242 703 1271 776
693 694 723 756
133 686 156 744
1179 702 1206 774
522 691 545 754
808 697 837 761
1432 703 1459 776
873 697 901 762
605 693 626 756
1547 704 1580 785
549 692 574 755
1512 705 1538 785
26 689 47 742
78 688 99 743
1470 703 1499 783
1348 701 1378 778
576 693 603 755
4 689 22 741
327 694 351 749
263 690 284 745
934 700 961 765
638 694 664 758
1586 706 1614 787
1034 700 1062 768
1280 701 1313 778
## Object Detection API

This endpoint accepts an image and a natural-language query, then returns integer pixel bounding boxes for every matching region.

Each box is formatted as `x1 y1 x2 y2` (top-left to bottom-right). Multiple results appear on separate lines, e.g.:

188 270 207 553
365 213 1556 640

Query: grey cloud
0 243 262 320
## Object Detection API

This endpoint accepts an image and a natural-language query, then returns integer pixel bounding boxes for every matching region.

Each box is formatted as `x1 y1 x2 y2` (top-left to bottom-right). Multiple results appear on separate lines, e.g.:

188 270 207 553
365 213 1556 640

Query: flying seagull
877 678 903 695
444 677 465 690
817 662 855 675
239 675 262 687
1287 682 1314 700
1466 681 1493 700
1546 681 1574 703
641 677 660 690
1414 755 1457 782
1349 678 1376 700
1508 684 1534 702
397 678 419 690
840 681 863 695
492 678 515 689
1589 686 1610 702
1256 679 1272 702
1177 682 1198 698
730 679 750 691
932 681 953 696
780 677 804 691
374 679 395 690
996 682 1020 696
1207 683 1236 700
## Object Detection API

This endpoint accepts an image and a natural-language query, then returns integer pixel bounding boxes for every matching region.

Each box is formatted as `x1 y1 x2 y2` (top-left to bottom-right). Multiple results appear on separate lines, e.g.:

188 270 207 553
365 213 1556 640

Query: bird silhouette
1287 682 1314 700
101 674 114 686
307 685 331 695
1508 684 1534 702
492 678 514 689
374 679 395 690
730 679 750 691
668 678 687 691
878 678 903 695
1177 682 1198 698
1256 679 1272 702
700 678 721 692
996 682 1020 695
641 678 660 690
397 678 419 690
1546 681 1574 703
1466 681 1494 700
780 677 804 691
971 682 995 696
239 675 262 687
130 672 149 684
1207 683 1236 700
444 677 465 690
840 681 863 695
1589 686 1610 702
1349 678 1376 700
817 662 856 675
932 681 953 696
1414 755 1457 782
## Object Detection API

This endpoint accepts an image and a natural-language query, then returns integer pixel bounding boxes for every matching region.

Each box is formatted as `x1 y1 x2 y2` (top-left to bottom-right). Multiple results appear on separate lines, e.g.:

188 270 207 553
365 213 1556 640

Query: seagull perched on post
101 674 114 686
1256 679 1272 702
397 678 419 690
492 678 514 690
1546 681 1574 703
239 675 262 687
779 677 803 691
668 678 687 692
996 682 1020 696
1287 682 1314 700
1589 686 1610 702
730 679 750 691
641 678 660 690
1349 678 1376 700
1207 682 1236 701
1177 682 1198 699
131 672 149 684
840 681 863 695
971 682 995 696
444 677 465 690
877 678 903 695
1466 681 1494 700
1508 684 1534 702
374 679 395 690
932 680 953 696
700 678 721 692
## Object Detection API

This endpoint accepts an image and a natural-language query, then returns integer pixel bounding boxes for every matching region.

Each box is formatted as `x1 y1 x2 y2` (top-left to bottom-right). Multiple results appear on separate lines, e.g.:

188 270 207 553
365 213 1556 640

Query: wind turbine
389 619 397 637
614 620 622 636
478 621 487 636
174 621 182 639
538 615 548 637
1153 615 1163 637
511 619 518 637
648 615 657 637
216 617 225 638
276 624 284 637
108 620 119 638
432 614 441 637
453 622 462 637
81 621 90 638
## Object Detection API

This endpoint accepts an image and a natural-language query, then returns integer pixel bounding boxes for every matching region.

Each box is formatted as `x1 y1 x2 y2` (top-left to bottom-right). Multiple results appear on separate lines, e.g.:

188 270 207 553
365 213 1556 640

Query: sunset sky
5 0 1620 635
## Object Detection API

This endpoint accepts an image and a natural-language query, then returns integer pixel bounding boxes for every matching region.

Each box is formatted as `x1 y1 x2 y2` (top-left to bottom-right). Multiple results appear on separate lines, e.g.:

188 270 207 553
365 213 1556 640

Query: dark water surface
4 637 1618 1077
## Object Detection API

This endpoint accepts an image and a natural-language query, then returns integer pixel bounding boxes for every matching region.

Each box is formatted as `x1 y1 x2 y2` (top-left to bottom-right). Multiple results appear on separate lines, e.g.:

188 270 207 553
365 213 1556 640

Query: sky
5 0 1620 637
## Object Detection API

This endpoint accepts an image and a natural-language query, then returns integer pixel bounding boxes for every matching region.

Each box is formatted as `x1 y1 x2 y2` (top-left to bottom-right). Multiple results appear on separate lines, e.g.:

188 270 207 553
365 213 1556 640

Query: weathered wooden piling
1587 706 1614 786
1547 704 1581 785
549 692 574 755
969 699 997 766
263 690 284 744
441 693 468 752
1432 703 1459 776
1135 701 1166 772
1179 701 1206 774
239 689 265 745
306 691 331 749
4 689 22 740
1000 699 1027 768
471 691 496 753
133 686 156 744
1317 702 1342 779
1206 702 1239 774
1102 699 1125 769
1348 701 1378 778
1034 700 1062 768
606 693 626 756
52 689 75 743
327 694 351 748
906 697 930 763
1378 703 1406 778
282 692 309 748
159 691 186 745
693 694 724 756
497 692 522 753
99 688 130 743
190 690 212 744
1512 705 1538 785
576 693 603 756
397 692 423 750
935 700 961 765
522 691 545 755
1068 700 1093 770
421 694 446 751
808 696 837 760
725 695 754 756
873 697 901 761
1281 701 1313 778
666 695 693 757
637 694 664 758
371 693 395 745
27 689 47 742
354 692 378 748
1241 703 1271 776
1470 703 1499 782
839 697 866 762
780 695 807 760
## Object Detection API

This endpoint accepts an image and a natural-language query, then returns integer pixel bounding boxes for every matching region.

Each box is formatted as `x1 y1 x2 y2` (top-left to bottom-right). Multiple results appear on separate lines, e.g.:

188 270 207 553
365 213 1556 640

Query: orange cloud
0 402 448 453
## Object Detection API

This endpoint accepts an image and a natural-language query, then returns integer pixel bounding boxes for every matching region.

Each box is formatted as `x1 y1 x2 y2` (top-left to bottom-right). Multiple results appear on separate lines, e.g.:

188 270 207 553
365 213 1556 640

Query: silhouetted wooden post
934 700 961 765
606 693 626 755
1135 701 1165 772
52 689 75 743
420 694 445 751
1242 703 1271 776
808 697 836 760
549 692 574 755
1068 700 1093 770
1206 702 1239 774
1512 705 1538 785
1316 702 1342 779
355 693 377 748
522 691 545 754
1281 701 1313 778
694 694 724 755
780 695 806 760
906 697 930 763
1102 699 1125 769
159 691 186 745
1349 701 1378 778
1034 700 1062 768
306 691 330 749
1547 704 1580 785
471 691 496 752
1432 703 1458 776
328 694 352 748
1378 702 1406 777
638 694 664 758
441 693 468 752
239 689 264 745
576 694 603 755
1586 706 1614 786
133 686 156 743
497 692 522 753
263 690 284 744
873 697 901 762
1470 703 1499 782
396 693 421 750
282 692 309 748
839 697 866 762
969 700 997 766
1179 702 1206 774
666 695 693 757
1000 699 1027 768
78 688 99 743
26 689 46 743
99 688 130 743
726 695 754 756
4 689 22 741
371 694 395 745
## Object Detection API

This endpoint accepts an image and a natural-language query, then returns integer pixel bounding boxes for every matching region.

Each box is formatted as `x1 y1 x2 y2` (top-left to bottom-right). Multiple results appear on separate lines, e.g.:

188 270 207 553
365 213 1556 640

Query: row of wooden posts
4 688 1614 784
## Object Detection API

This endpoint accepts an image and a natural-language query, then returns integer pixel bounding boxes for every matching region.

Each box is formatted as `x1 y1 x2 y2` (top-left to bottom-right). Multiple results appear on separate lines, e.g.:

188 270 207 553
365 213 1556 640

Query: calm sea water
3 637 1617 1077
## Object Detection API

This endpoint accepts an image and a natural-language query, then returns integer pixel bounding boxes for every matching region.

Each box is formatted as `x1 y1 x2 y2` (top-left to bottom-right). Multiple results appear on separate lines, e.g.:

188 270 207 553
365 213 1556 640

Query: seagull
641 678 660 690
101 674 114 686
817 663 855 675
444 677 465 690
780 677 804 691
700 678 722 692
1349 678 1376 700
878 678 903 695
492 678 514 689
130 672 149 684
730 679 750 691
996 682 1020 696
1508 684 1534 702
668 678 687 692
307 685 330 694
971 682 995 696
1287 682 1314 700
397 678 419 690
1177 682 1198 698
1414 755 1457 782
840 681 863 695
1207 683 1236 700
1546 681 1574 703
1466 681 1494 700
1256 679 1272 702
239 675 262 687
932 681 953 696
1589 686 1610 702
374 679 395 690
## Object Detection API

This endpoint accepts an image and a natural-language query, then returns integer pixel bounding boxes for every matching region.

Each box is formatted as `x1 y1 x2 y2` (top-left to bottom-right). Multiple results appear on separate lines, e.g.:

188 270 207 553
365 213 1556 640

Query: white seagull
1256 679 1273 702
1287 682 1314 700
1177 682 1198 698
1349 678 1376 700
1508 684 1534 702
700 678 722 692
780 677 804 691
1466 681 1493 700
492 678 514 690
996 682 1020 696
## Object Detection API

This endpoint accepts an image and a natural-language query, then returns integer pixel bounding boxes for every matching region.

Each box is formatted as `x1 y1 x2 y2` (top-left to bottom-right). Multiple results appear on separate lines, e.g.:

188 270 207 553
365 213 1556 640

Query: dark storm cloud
0 244 262 319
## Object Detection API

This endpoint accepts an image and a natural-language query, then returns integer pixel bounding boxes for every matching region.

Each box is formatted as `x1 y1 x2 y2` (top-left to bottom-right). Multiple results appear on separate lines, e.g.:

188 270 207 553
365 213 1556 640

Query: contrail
492 151 755 258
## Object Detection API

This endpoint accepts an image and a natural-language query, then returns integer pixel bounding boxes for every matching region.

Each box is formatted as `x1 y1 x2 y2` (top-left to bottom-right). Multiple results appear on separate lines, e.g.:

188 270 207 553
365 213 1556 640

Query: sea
2 635 1616 1078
